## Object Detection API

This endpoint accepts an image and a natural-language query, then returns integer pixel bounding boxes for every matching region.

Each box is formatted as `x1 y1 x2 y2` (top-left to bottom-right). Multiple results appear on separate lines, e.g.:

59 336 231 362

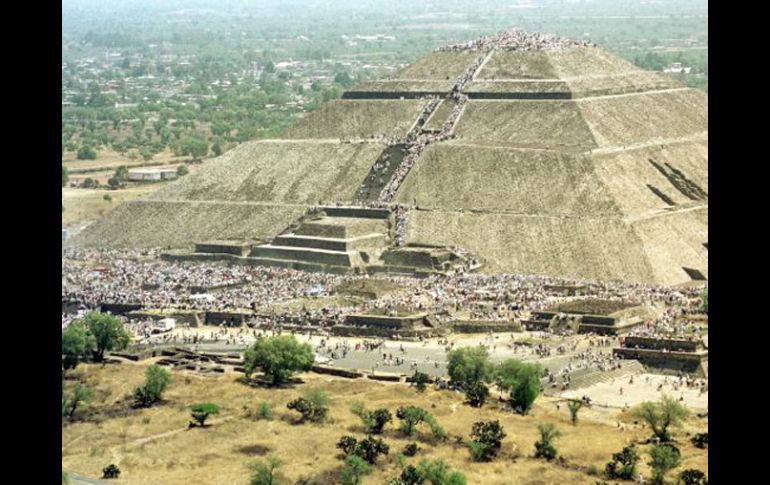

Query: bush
257 401 274 420
336 436 389 464
632 395 689 442
468 420 505 462
63 382 93 419
533 423 561 461
446 347 494 389
77 145 97 160
649 443 681 484
496 359 542 414
411 371 430 392
102 464 120 479
190 402 219 427
62 165 69 187
81 177 97 188
464 382 489 408
340 455 371 485
287 388 329 423
416 458 467 485
586 464 598 476
177 164 190 176
567 399 585 425
350 402 392 434
250 455 281 485
679 468 708 485
61 322 95 371
396 406 429 437
243 335 314 385
403 442 420 457
605 445 640 480
425 415 447 441
133 365 171 408
103 194 112 202
691 432 708 449
399 465 425 485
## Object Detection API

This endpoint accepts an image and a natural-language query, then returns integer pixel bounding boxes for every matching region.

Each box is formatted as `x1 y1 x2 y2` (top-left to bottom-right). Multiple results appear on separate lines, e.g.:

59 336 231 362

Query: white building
128 169 178 182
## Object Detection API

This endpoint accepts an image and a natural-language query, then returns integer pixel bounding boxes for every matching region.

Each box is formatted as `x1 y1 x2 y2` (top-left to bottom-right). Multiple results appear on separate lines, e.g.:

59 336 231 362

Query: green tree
81 311 130 361
464 382 489 408
243 335 314 385
533 423 561 461
567 399 585 425
605 445 640 480
411 371 430 392
286 388 330 423
180 136 209 161
190 403 219 427
81 177 97 188
416 458 467 485
61 322 95 371
133 365 171 407
396 406 430 436
350 402 392 434
446 347 494 389
77 145 97 160
250 455 281 485
495 359 542 414
341 455 370 485
468 420 505 462
64 382 93 419
62 165 69 187
632 395 689 442
649 444 682 484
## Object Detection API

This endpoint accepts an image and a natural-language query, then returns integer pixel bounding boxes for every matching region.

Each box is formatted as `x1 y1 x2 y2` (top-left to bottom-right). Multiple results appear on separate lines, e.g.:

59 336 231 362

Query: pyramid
69 30 707 286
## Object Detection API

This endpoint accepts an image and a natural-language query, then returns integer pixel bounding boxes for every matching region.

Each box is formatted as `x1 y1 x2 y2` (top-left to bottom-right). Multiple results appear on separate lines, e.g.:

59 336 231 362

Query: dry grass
68 200 305 249
454 100 598 149
577 90 708 148
62 186 156 228
393 51 480 80
548 47 642 78
281 100 429 139
63 148 189 172
62 362 707 485
476 50 558 80
352 80 454 92
151 141 383 204
395 144 621 215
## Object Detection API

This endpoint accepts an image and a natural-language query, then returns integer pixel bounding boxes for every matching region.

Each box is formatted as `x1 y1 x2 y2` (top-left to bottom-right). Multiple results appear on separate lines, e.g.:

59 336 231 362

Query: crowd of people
437 28 595 53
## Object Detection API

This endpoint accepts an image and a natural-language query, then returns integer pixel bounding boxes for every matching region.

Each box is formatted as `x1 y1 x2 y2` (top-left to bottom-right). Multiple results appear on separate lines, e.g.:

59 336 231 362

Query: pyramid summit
70 29 707 286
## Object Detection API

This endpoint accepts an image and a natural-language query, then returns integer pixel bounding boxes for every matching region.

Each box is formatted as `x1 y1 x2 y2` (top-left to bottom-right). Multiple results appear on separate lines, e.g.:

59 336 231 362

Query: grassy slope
62 362 707 485
393 51 479 80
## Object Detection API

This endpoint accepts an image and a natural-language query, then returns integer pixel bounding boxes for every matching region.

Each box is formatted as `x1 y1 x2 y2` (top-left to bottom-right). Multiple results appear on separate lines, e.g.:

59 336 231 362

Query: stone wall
622 336 701 352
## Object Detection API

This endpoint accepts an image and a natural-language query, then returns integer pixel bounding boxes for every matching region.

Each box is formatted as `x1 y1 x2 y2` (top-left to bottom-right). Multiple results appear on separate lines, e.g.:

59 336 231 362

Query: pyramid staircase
566 360 645 390
248 207 392 274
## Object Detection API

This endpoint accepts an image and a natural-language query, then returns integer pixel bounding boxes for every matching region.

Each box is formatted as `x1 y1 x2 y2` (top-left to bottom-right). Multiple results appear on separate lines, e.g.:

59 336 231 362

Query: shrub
467 420 505 462
177 164 190 176
399 464 425 485
446 347 494 389
605 445 640 480
586 464 598 476
495 359 542 414
257 401 274 420
649 443 681 484
63 382 93 419
679 468 708 485
336 435 389 464
190 402 219 427
350 402 392 434
81 177 97 188
102 464 120 479
340 455 370 485
533 423 561 461
403 442 420 457
243 335 314 385
77 145 97 160
250 455 281 485
396 406 429 436
133 364 171 408
691 432 708 449
287 388 329 423
425 415 447 441
632 395 689 442
464 382 489 408
103 194 112 202
411 371 430 392
416 458 467 485
567 399 585 425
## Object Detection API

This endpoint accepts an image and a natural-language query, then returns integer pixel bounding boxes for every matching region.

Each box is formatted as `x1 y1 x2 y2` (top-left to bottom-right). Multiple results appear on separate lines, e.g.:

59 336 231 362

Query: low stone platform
522 300 651 335
614 336 708 375
194 240 256 257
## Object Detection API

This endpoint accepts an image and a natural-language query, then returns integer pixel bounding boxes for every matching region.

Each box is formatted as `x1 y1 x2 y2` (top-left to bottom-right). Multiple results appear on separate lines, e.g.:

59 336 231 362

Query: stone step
250 245 364 267
320 206 391 219
247 257 355 275
295 217 388 239
273 233 387 252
